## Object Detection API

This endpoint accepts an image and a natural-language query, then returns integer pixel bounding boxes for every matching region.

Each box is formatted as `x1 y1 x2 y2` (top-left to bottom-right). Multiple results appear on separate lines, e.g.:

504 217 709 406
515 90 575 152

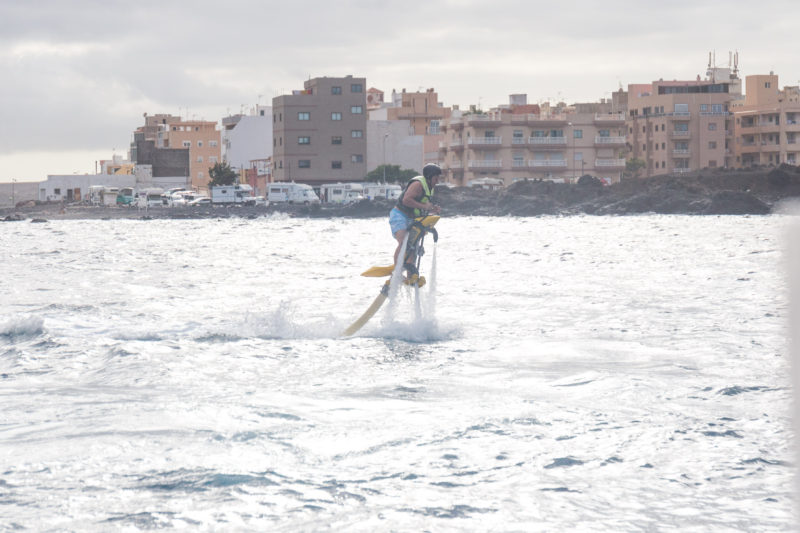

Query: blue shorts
389 208 412 237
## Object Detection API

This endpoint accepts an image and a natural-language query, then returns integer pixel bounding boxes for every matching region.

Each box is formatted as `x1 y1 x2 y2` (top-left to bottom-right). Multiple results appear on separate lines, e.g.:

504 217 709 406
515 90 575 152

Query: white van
363 183 401 200
136 188 164 208
268 183 320 204
211 184 253 204
320 182 365 204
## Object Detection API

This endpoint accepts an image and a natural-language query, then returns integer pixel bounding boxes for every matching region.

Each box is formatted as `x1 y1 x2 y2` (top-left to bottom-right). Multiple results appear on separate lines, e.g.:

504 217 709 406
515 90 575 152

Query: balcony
669 112 691 120
528 160 567 168
671 130 691 138
512 159 527 168
595 158 625 168
467 115 503 127
522 114 568 126
528 137 567 149
672 167 692 174
468 160 503 169
594 112 626 124
468 137 503 147
511 137 527 145
594 135 626 146
672 149 691 157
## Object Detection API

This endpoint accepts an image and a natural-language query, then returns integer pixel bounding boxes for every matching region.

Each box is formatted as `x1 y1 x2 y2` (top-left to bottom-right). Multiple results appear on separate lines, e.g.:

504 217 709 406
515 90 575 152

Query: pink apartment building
626 67 741 177
733 73 800 167
438 96 626 186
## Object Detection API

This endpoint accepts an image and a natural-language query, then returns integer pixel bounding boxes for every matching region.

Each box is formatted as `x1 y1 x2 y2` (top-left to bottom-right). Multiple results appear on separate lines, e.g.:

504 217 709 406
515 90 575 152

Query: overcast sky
1 0 797 183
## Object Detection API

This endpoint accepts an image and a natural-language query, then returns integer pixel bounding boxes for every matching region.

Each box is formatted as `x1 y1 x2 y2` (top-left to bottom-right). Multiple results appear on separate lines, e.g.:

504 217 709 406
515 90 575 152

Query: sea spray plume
0 316 44 339
242 301 341 340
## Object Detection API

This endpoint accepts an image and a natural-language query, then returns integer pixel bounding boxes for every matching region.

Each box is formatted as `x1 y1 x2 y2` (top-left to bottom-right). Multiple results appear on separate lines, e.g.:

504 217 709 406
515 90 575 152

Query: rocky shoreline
4 165 800 222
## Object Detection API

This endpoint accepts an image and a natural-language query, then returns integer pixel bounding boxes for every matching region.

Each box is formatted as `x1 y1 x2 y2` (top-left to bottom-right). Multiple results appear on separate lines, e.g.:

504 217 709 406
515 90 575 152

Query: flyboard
342 215 439 336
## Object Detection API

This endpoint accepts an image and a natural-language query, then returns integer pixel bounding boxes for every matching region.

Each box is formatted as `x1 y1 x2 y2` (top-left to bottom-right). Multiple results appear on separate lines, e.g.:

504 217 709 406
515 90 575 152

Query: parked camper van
116 187 135 206
211 184 253 204
267 183 320 204
320 183 365 204
363 183 401 200
136 188 164 208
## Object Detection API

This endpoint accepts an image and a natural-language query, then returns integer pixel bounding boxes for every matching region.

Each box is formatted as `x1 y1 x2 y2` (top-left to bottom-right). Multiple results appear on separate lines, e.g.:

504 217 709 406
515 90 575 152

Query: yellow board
342 287 389 336
360 215 440 278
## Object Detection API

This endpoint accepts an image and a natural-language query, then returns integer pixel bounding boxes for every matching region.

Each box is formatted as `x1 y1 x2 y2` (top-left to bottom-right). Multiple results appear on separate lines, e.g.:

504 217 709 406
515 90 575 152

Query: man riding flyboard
389 163 443 277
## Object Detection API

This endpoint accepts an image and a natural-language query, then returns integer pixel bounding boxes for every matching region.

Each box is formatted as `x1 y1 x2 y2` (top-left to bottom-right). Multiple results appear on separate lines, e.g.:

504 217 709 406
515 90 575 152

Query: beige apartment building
387 88 452 136
158 120 221 191
272 76 367 185
438 96 626 186
626 67 741 177
733 73 800 167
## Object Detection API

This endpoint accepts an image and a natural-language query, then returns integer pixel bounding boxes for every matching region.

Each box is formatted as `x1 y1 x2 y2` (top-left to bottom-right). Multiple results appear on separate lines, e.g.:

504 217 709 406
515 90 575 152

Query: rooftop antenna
734 51 739 76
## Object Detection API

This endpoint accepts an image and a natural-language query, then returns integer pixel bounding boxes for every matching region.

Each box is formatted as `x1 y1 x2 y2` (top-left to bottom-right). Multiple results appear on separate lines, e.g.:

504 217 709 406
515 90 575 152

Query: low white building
222 105 273 173
38 174 136 203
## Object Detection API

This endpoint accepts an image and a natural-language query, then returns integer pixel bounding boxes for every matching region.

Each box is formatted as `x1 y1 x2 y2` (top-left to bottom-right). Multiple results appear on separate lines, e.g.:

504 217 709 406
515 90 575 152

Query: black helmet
422 163 443 180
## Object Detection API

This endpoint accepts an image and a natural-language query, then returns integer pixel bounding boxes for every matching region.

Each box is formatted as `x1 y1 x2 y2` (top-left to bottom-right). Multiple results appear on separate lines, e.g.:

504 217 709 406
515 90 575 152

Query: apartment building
733 73 800 167
626 67 741 177
272 75 367 185
438 96 626 186
159 120 221 191
387 88 451 136
222 105 273 173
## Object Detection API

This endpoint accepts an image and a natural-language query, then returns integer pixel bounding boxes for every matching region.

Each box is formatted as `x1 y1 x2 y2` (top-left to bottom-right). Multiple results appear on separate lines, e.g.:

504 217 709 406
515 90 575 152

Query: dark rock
30 218 48 223
702 191 770 215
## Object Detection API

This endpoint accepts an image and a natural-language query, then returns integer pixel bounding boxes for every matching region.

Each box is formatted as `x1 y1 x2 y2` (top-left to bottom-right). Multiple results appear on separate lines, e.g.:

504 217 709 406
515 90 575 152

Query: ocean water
0 214 795 531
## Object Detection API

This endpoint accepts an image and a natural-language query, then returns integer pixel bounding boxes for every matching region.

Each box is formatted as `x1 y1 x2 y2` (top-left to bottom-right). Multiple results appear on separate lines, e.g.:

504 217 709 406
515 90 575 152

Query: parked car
188 197 211 206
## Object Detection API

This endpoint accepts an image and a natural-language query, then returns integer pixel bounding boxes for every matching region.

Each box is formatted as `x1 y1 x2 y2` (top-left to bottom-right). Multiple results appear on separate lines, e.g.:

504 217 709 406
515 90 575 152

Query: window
573 129 583 138
332 136 342 145
351 83 363 93
298 136 310 144
351 130 363 138
183 140 191 148
550 129 564 137
709 160 717 167
197 141 203 147
298 159 311 168
711 104 724 113
351 105 363 114
331 112 342 121
197 156 203 163
351 154 363 163
54 188 61 195
765 82 771 88
708 141 717 149
332 86 342 95
700 104 708 112
574 152 583 161
332 161 342 169
598 129 610 137
210 140 218 147
298 112 310 121
708 122 717 131
674 103 689 114
209 156 218 163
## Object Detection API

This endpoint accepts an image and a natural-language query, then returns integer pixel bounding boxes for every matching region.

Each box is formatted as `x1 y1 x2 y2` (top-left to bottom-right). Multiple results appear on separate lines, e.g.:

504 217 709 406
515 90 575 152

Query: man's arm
401 182 440 213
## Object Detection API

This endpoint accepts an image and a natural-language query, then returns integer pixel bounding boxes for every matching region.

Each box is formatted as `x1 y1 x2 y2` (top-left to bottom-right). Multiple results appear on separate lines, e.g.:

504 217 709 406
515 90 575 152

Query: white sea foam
0 315 44 338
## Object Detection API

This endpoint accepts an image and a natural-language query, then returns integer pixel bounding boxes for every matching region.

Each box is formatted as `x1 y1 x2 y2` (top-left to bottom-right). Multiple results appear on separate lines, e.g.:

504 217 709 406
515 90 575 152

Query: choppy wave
0 316 44 338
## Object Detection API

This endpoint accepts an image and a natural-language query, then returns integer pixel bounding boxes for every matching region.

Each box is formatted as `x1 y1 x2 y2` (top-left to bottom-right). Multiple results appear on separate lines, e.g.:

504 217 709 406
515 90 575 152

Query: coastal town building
222 105 273 174
732 73 800 166
438 94 626 186
159 120 221 191
625 63 742 178
130 114 221 192
37 174 135 203
272 75 367 185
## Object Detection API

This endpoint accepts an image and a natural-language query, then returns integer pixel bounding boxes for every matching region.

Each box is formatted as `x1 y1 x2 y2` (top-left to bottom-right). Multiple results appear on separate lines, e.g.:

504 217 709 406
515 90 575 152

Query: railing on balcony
438 140 463 149
594 136 626 144
669 112 691 119
671 131 691 137
448 161 463 169
528 137 567 145
468 160 503 168
528 160 567 168
699 111 731 116
511 137 527 145
524 114 568 123
468 137 502 145
672 149 690 157
594 113 626 122
672 167 692 174
595 158 625 167
512 159 527 168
